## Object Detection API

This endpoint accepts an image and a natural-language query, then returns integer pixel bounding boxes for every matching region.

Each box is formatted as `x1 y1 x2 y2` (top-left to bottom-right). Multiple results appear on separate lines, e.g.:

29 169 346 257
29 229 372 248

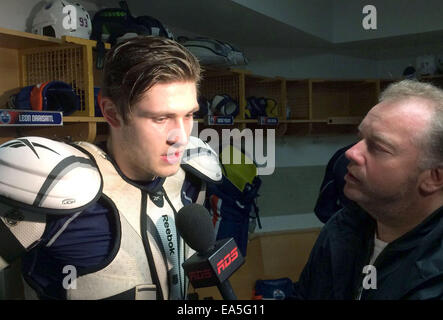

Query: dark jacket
293 204 443 300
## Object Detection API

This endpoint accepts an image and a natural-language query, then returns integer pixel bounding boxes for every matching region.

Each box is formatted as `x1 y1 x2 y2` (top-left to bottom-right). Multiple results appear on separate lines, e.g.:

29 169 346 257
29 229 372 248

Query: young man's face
343 97 432 216
117 81 198 181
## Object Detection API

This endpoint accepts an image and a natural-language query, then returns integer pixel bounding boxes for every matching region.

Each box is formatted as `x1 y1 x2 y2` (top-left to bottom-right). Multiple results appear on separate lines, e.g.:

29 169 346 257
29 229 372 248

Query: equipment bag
254 278 294 300
179 36 248 67
245 96 278 119
91 1 173 69
11 81 79 116
206 145 262 256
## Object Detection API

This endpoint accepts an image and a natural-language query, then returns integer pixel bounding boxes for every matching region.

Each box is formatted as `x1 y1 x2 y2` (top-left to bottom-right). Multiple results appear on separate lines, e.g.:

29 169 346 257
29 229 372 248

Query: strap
140 187 186 300
252 201 262 229
140 191 163 300
196 181 206 205
95 35 106 70
102 284 157 300
161 188 186 300
0 218 26 266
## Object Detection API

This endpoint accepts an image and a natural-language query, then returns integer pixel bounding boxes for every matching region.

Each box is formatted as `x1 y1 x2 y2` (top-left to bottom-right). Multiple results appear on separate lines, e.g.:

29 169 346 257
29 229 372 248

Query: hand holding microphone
176 203 244 300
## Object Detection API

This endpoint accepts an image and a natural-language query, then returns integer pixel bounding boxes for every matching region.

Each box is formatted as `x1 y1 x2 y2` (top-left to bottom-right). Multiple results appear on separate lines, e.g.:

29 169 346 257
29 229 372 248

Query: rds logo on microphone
216 247 239 275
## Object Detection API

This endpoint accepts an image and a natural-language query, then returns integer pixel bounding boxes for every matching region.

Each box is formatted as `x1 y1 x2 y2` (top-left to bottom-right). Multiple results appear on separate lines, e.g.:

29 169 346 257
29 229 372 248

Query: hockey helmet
32 0 92 39
12 81 80 116
210 94 239 117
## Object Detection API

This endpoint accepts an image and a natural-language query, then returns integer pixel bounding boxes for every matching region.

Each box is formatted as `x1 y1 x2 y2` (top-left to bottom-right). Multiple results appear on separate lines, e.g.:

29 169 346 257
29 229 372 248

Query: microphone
176 204 244 300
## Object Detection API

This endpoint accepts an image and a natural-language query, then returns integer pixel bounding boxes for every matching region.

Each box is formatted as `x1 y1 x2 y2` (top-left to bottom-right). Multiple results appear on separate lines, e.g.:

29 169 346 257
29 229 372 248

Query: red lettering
217 260 225 274
189 269 212 281
224 253 232 268
217 247 239 275
230 247 238 261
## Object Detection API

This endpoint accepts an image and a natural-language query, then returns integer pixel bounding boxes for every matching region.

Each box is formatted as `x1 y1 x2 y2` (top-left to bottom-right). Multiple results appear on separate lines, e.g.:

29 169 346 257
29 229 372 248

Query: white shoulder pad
0 136 102 215
181 136 222 183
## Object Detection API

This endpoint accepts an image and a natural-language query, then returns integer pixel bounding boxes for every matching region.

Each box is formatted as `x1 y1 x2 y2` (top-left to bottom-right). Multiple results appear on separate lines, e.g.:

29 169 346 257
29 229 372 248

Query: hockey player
0 36 221 300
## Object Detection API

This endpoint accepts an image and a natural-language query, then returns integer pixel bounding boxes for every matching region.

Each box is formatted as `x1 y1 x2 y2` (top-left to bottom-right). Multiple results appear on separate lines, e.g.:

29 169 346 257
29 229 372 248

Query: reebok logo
162 215 175 255
150 191 164 208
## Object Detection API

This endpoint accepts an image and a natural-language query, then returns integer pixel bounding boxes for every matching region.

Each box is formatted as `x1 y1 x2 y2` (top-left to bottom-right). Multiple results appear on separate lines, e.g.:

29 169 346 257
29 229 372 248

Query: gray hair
380 79 443 169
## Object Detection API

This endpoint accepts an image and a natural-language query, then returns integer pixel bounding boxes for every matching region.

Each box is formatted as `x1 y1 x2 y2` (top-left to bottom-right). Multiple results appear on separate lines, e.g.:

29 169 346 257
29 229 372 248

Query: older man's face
343 97 433 216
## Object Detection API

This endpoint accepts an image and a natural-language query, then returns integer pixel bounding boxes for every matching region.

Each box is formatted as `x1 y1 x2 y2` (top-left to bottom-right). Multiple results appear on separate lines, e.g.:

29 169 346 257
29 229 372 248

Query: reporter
293 80 443 300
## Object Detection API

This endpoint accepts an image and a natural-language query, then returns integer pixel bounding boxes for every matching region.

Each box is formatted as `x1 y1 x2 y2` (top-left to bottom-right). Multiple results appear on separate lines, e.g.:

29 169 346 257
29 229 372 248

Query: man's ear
99 97 122 128
420 166 443 194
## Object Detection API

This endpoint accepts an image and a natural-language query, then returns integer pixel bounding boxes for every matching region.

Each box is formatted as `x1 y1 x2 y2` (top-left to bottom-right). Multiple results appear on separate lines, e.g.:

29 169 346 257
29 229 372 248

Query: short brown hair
102 36 201 123
380 79 443 169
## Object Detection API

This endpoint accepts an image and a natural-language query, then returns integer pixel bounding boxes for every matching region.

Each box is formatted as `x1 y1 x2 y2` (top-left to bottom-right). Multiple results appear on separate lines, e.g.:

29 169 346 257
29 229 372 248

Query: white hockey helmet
32 0 92 39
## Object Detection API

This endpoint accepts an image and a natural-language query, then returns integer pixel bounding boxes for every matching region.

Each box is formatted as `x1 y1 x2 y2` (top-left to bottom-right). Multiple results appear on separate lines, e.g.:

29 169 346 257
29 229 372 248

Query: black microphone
176 203 244 300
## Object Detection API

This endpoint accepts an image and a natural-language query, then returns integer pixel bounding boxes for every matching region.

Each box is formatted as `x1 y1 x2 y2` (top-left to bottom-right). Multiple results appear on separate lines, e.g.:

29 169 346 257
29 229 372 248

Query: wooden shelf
0 27 108 50
310 78 378 83
0 26 386 142
0 27 107 143
64 116 107 123
0 27 62 49
284 119 327 123
195 118 362 125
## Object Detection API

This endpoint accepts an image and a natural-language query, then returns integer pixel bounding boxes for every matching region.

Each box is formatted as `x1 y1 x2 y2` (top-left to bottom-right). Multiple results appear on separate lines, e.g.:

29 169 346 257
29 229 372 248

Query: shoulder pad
0 136 102 215
181 136 222 183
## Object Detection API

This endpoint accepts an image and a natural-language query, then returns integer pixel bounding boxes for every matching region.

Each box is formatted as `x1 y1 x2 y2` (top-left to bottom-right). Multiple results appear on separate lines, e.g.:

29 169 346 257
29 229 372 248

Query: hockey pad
181 136 222 184
0 136 102 269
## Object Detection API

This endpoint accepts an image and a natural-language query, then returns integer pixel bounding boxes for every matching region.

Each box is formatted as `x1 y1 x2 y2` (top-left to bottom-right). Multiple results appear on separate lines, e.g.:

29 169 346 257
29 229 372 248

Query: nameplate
0 109 63 126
